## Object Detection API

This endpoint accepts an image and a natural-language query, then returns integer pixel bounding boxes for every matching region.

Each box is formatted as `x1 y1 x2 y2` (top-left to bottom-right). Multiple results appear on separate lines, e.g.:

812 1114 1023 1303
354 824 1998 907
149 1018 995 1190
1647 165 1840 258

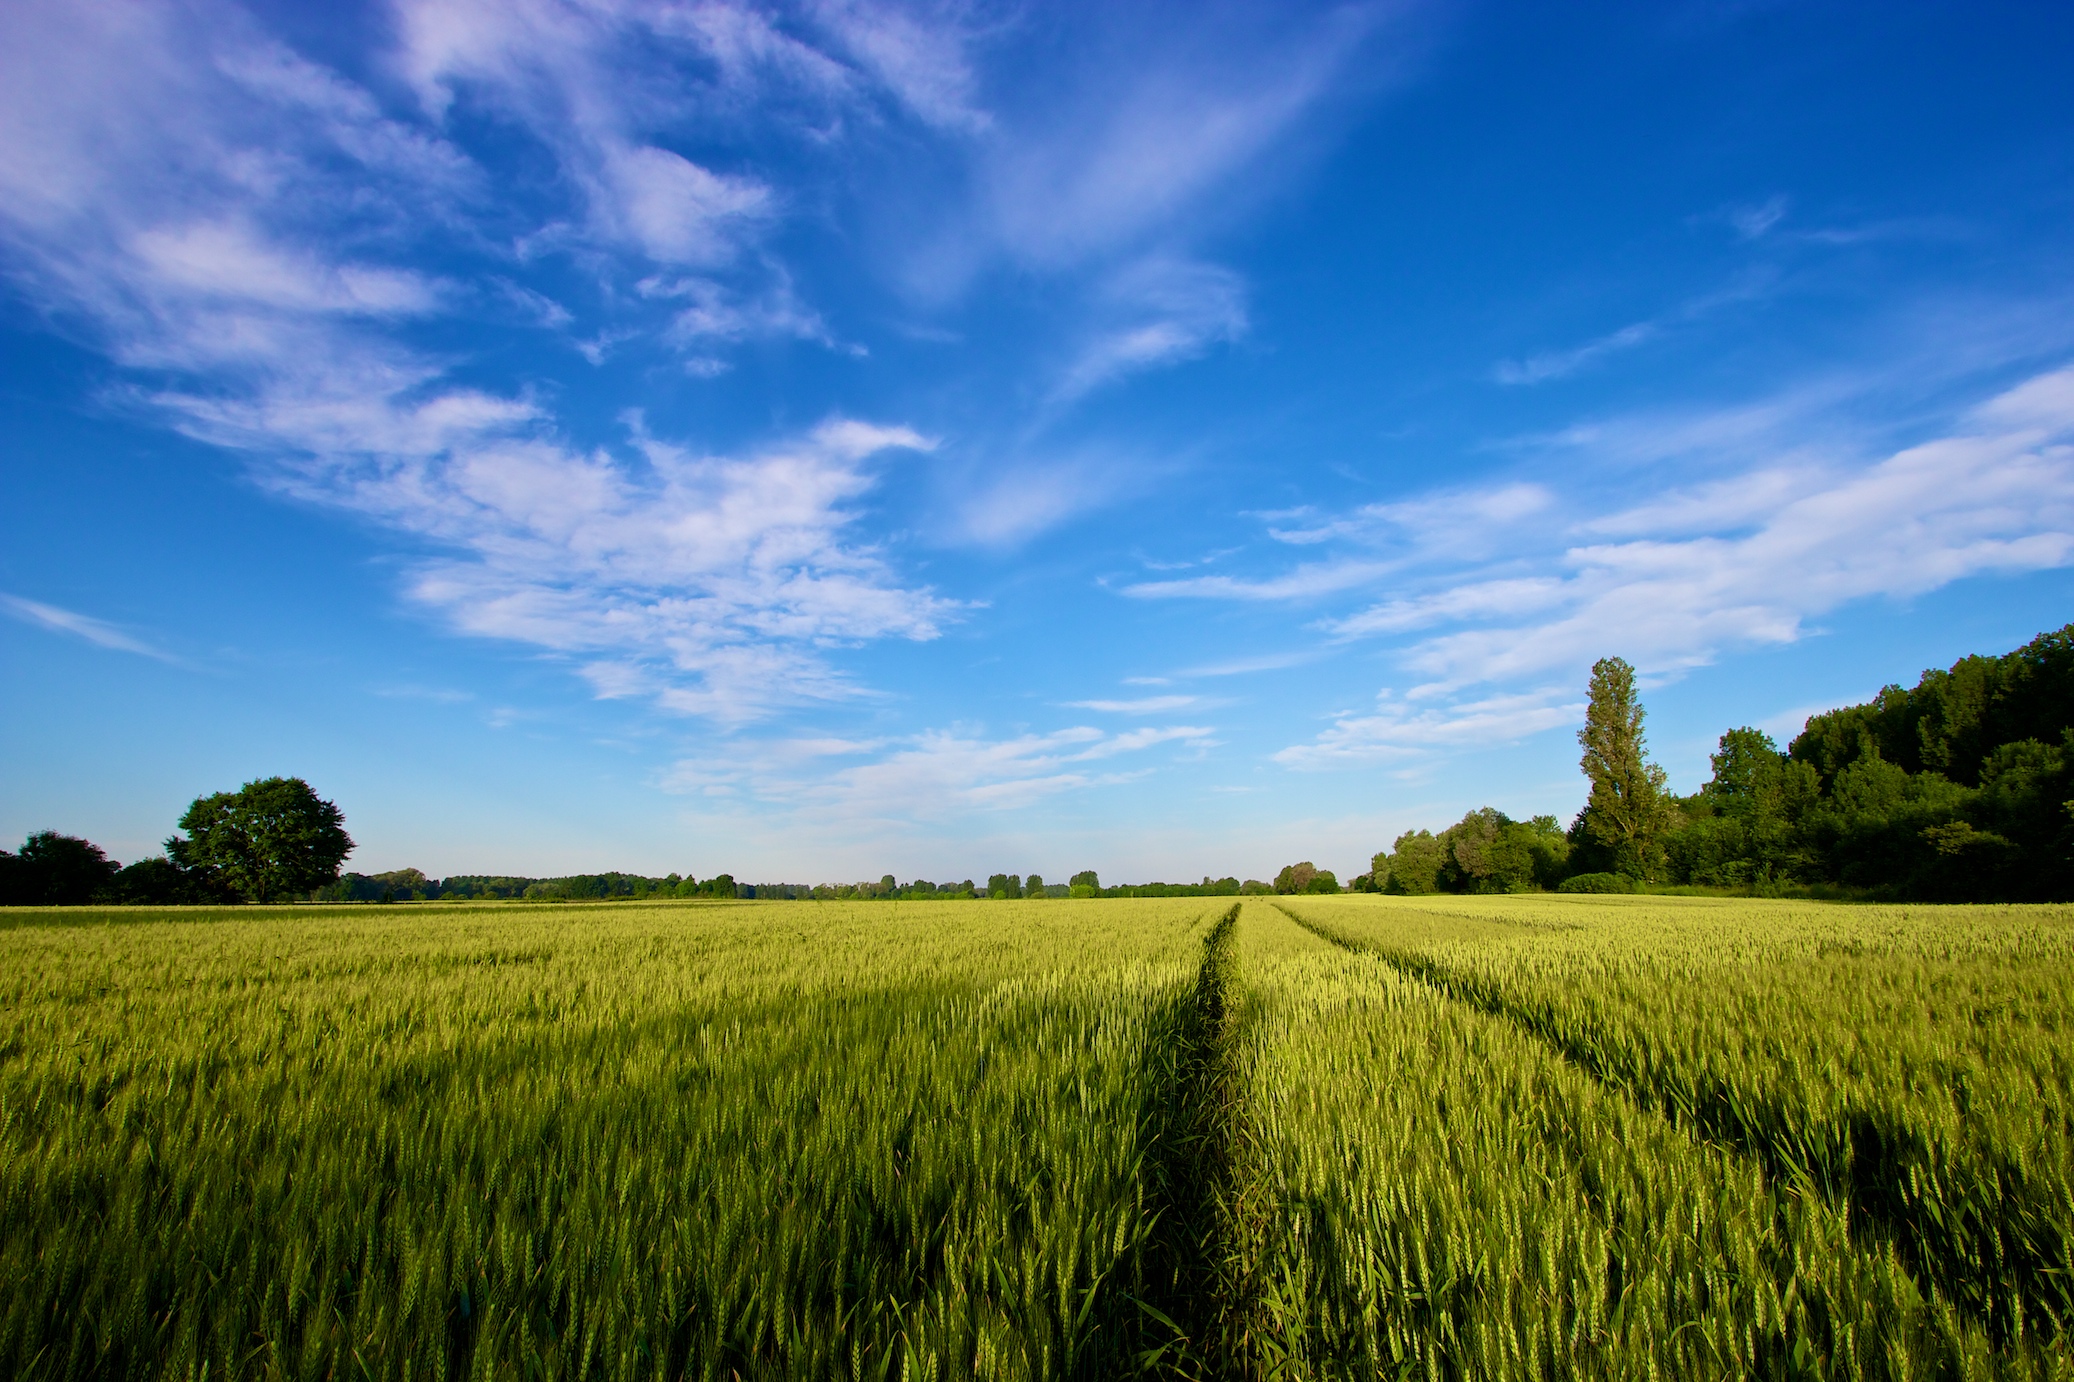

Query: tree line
1366 622 2073 901
12 622 2062 907
0 777 352 905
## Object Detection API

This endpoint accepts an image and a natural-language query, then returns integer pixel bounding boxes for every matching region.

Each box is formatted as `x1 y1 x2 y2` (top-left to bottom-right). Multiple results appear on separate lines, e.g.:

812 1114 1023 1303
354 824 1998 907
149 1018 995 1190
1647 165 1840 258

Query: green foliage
1069 870 1099 891
681 872 737 898
1271 863 1342 895
1440 808 1569 892
1272 862 1318 894
1577 656 1677 878
1362 625 2070 902
1374 813 1568 896
1663 726 1822 888
1558 871 1635 894
1794 624 2074 789
1739 624 2074 900
168 776 353 902
0 835 223 906
0 831 118 905
319 867 434 902
100 855 178 903
1380 829 1445 895
1635 624 2074 900
1102 877 1242 898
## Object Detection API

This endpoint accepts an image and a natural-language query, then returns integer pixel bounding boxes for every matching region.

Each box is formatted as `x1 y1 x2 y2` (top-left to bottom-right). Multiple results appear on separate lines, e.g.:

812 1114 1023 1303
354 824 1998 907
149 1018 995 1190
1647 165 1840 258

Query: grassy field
0 900 1223 1380
1 895 2068 1379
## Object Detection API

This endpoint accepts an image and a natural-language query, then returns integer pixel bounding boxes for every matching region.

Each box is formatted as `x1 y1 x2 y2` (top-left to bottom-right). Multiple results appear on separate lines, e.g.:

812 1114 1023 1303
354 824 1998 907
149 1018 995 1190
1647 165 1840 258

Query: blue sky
3 0 2072 884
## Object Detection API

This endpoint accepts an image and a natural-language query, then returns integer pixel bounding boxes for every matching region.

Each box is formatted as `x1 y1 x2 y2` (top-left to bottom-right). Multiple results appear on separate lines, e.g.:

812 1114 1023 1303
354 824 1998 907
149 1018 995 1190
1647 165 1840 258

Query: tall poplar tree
1577 656 1674 878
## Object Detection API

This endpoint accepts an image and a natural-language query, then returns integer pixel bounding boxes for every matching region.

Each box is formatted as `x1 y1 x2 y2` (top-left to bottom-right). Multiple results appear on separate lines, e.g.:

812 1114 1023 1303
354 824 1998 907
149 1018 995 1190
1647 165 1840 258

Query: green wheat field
1 896 2069 1380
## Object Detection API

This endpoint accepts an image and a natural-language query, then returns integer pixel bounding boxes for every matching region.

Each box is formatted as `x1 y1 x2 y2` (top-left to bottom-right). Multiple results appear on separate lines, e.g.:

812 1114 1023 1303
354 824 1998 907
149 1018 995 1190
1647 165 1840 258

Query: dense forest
1371 622 2073 902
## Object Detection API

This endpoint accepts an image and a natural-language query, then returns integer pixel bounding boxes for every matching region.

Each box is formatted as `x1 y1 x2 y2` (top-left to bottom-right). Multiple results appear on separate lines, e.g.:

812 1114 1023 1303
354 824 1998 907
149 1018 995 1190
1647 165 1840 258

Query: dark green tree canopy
1792 623 2074 788
1379 830 1445 895
1375 812 1568 896
1273 862 1338 894
0 832 119 905
168 778 353 903
105 855 235 905
1704 728 1783 804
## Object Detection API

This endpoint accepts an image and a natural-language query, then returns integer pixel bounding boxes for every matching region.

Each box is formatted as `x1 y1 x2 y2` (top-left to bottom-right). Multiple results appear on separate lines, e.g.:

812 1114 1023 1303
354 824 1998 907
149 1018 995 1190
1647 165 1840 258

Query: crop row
1271 894 2074 1372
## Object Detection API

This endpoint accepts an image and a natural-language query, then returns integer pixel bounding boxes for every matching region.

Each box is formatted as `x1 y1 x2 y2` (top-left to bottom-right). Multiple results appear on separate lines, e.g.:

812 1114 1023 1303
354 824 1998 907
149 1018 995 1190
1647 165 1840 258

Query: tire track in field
1267 901 2067 1352
1131 904 1286 1381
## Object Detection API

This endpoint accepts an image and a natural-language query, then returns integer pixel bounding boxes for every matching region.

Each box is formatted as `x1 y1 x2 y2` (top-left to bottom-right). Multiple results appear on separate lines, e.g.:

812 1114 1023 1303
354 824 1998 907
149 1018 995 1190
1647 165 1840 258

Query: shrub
1559 872 1635 894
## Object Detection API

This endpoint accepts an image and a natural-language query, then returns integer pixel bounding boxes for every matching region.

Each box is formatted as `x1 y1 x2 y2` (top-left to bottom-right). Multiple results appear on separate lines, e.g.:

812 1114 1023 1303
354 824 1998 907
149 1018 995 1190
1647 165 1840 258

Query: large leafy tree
1379 830 1445 895
1577 656 1676 879
168 778 353 902
0 832 120 905
1272 861 1317 894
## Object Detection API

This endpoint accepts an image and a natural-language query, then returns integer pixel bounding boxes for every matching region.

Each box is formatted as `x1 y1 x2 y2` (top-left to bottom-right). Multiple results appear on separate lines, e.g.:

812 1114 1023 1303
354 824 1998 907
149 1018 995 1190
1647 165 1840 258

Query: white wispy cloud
1124 560 1394 602
1573 466 1819 538
1324 577 1568 638
642 272 836 347
0 0 967 722
1275 688 1583 769
598 143 770 266
807 0 990 133
390 0 779 267
875 0 1422 403
1493 274 1774 387
1404 368 2074 688
1264 483 1554 551
1267 360 2074 764
1057 256 1248 399
130 219 446 316
663 720 1218 818
1726 194 1789 240
975 5 1400 271
1065 695 1203 714
944 437 1180 547
1 594 180 663
2 0 1426 719
1494 321 1657 385
364 417 956 722
1174 650 1321 678
371 683 475 703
